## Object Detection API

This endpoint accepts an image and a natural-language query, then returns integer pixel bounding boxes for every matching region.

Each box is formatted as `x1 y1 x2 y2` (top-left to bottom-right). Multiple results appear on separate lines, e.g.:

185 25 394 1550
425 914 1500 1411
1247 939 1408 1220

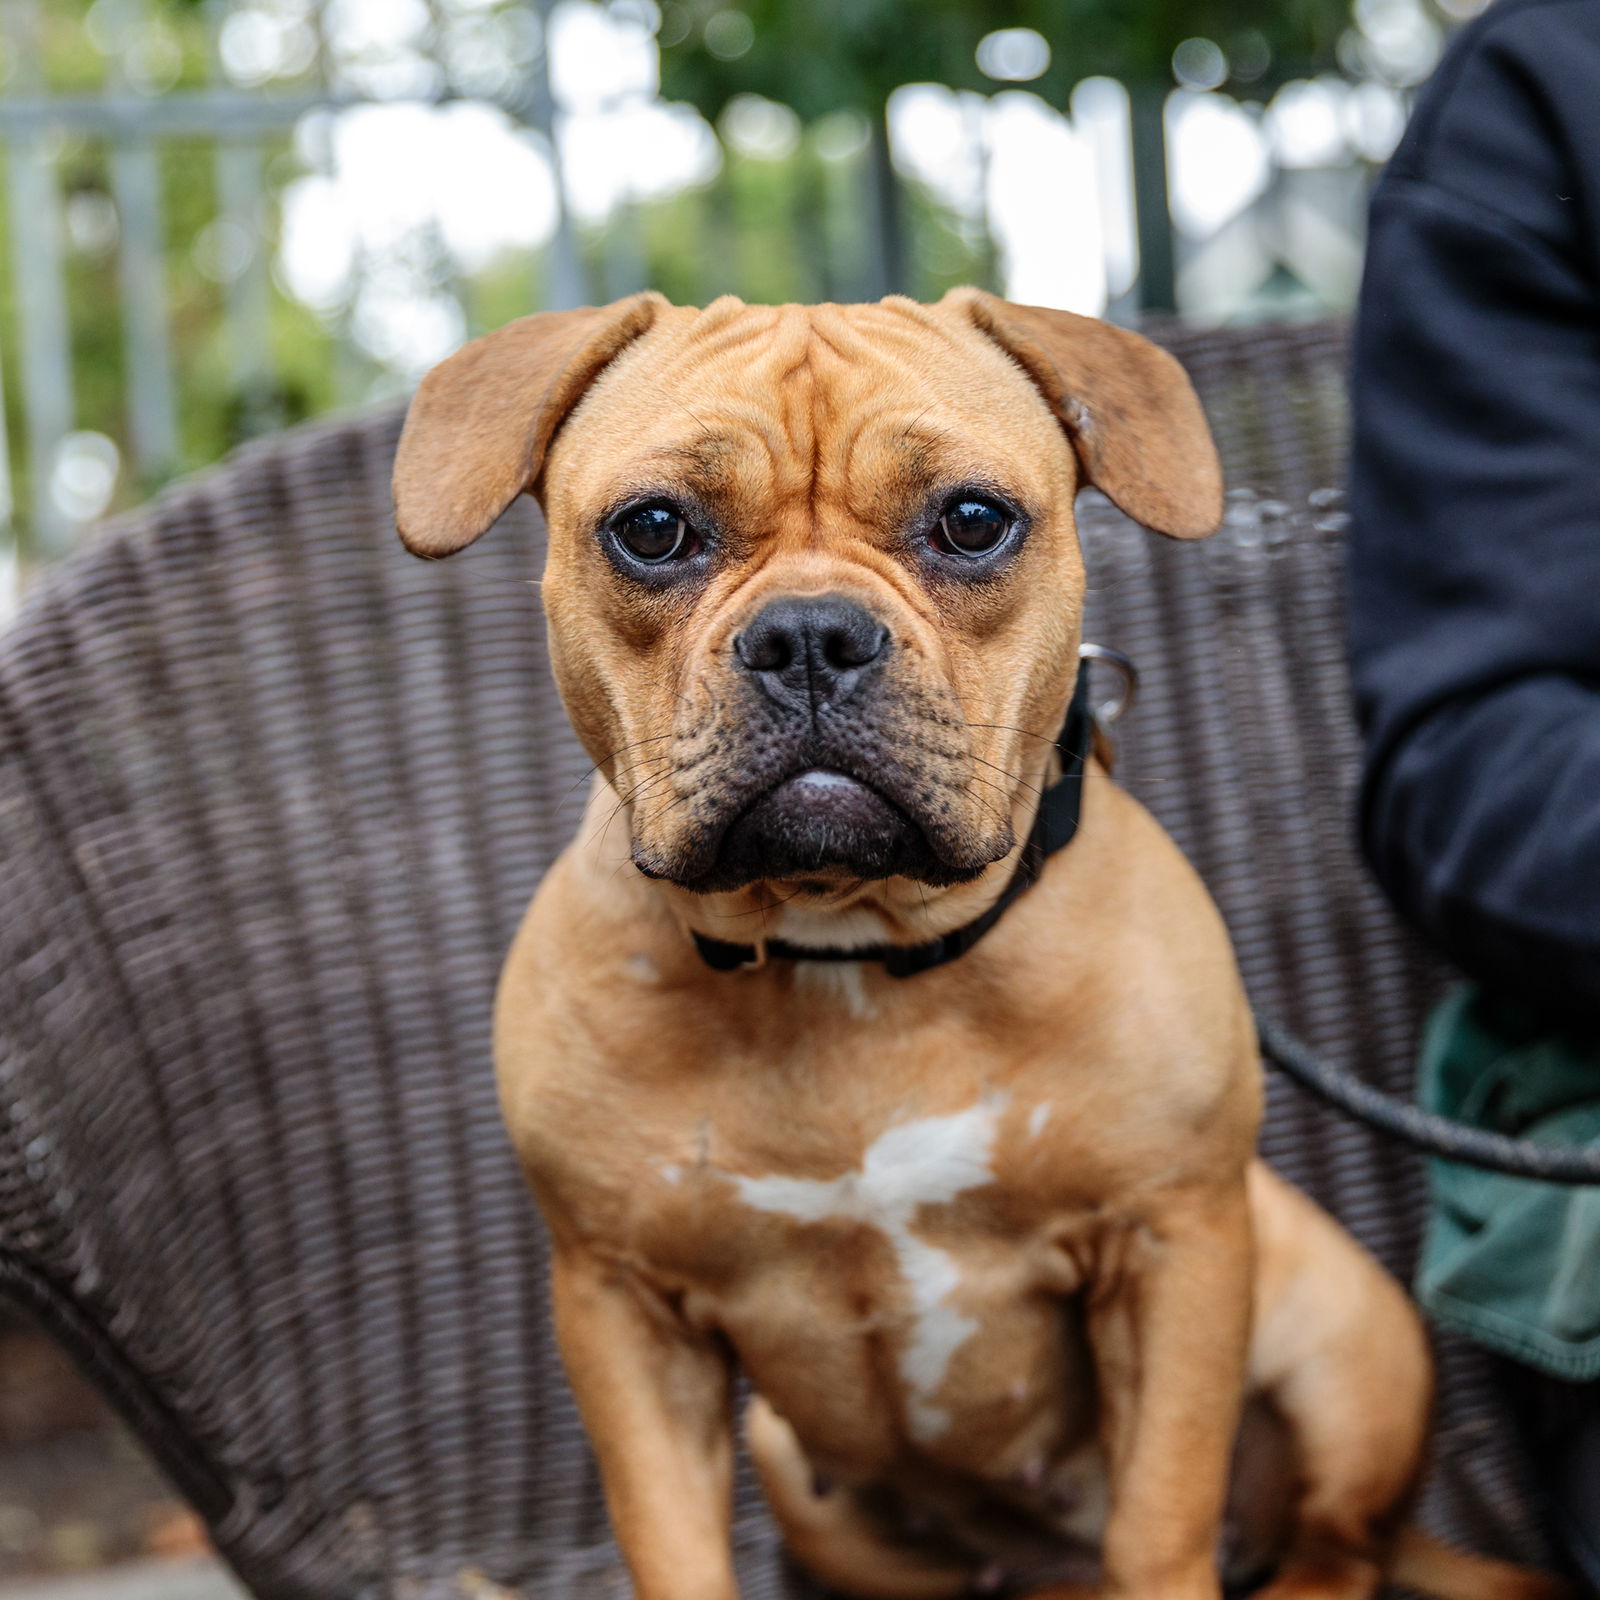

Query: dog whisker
709 886 809 921
431 563 545 594
954 781 1012 836
962 770 1021 808
964 750 1047 797
609 762 674 809
592 767 685 859
648 785 707 828
566 735 677 801
614 767 681 815
962 720 1059 747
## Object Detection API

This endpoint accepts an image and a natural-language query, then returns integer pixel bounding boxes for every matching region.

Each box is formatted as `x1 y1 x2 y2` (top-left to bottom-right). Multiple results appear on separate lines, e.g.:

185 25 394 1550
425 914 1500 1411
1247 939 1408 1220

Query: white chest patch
791 961 876 1018
624 952 661 984
734 1098 1006 1442
773 907 886 950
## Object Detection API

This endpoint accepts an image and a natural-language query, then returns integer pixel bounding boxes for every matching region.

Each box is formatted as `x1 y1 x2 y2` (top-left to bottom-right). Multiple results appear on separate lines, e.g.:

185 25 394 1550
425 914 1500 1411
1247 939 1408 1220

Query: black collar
691 666 1094 980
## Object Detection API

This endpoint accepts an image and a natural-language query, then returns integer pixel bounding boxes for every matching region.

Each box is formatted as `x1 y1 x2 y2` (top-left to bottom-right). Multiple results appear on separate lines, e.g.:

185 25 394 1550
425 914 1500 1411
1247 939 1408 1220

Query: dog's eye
935 498 1012 557
613 504 694 564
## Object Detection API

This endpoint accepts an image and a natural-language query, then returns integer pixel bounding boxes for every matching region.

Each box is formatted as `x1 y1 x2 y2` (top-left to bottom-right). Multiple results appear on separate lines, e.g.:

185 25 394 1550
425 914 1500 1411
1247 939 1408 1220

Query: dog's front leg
551 1240 738 1600
1087 1182 1253 1600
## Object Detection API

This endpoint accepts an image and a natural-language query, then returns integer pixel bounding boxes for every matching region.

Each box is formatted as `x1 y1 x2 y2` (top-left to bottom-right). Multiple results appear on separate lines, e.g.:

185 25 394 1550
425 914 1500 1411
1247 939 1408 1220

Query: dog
393 291 1566 1600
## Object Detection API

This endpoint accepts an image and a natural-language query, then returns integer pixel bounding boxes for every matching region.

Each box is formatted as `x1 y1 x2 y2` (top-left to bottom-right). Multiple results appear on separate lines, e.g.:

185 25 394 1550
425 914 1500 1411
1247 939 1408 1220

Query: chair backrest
0 321 1551 1599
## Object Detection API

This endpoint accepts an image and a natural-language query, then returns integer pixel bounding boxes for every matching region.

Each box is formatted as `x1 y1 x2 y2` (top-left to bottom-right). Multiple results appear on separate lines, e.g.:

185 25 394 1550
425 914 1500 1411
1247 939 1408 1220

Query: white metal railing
0 0 582 572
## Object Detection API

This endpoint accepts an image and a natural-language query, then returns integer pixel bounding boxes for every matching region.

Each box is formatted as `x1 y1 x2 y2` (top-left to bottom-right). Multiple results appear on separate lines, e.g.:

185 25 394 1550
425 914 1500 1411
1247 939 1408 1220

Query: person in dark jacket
1348 0 1600 1581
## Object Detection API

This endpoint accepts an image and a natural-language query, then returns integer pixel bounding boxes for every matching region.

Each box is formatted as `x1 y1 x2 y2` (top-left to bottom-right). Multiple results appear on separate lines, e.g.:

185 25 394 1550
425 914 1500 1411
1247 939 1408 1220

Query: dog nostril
822 621 889 672
734 627 792 674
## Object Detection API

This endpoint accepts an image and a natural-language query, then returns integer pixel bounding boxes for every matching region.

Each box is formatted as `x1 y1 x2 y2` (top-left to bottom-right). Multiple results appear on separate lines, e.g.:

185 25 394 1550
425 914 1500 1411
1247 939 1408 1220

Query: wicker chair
0 322 1555 1599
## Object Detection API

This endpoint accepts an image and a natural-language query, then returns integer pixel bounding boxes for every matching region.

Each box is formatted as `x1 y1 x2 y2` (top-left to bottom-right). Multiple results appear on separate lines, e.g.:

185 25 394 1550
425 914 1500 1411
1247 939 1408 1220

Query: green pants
1417 986 1600 1381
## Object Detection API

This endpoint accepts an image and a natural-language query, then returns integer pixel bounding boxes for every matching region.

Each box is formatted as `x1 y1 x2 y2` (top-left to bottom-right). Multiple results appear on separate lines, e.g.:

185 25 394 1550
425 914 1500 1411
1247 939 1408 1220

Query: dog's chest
640 1094 1097 1476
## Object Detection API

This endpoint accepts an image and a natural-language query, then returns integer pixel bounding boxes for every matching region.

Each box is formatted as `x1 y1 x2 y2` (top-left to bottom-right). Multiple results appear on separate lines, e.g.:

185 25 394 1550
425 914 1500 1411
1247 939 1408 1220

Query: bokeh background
1 0 1477 606
0 0 1495 1591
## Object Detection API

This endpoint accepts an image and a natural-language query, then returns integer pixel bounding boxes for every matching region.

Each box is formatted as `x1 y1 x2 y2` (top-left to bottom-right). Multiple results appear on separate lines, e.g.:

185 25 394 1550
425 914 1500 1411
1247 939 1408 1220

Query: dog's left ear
393 291 667 558
945 288 1222 539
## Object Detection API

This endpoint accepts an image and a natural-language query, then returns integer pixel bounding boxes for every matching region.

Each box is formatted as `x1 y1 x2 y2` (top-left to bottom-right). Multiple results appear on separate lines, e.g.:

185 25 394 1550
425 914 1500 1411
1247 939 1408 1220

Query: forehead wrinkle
805 316 876 370
827 302 1060 430
728 405 799 490
658 416 799 528
678 301 811 375
809 301 947 361
691 300 784 357
819 309 966 381
632 307 779 401
718 338 819 507
825 409 958 527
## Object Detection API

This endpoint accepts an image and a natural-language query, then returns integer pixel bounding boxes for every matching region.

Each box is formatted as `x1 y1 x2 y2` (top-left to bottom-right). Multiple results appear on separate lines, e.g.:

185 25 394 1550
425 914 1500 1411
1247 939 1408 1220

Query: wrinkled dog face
393 291 1220 898
539 300 1085 893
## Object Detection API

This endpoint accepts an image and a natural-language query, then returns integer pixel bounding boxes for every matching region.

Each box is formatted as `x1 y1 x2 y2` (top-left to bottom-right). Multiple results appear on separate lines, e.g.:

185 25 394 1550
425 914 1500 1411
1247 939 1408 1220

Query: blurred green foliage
656 0 1362 310
658 0 1354 118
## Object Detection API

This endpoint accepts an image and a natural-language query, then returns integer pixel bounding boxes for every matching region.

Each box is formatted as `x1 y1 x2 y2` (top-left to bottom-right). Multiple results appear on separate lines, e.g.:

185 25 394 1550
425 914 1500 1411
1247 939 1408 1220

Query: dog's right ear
393 291 666 558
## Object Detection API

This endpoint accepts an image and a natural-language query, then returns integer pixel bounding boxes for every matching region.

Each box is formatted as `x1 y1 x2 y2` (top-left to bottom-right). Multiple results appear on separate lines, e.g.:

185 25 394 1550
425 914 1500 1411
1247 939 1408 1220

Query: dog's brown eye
614 504 692 563
936 498 1012 557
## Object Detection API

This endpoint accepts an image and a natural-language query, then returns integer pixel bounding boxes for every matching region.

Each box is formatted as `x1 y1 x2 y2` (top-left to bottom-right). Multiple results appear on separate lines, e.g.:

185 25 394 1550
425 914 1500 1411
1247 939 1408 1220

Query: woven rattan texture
0 320 1551 1597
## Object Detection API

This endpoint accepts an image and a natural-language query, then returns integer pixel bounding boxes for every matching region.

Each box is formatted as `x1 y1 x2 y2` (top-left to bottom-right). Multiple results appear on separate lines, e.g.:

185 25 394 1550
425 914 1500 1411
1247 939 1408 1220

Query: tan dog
394 292 1563 1600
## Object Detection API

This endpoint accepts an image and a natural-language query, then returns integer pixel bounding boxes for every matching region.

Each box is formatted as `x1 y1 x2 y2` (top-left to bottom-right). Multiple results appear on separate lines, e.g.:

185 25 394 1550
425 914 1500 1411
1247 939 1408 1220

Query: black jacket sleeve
1348 0 1600 1026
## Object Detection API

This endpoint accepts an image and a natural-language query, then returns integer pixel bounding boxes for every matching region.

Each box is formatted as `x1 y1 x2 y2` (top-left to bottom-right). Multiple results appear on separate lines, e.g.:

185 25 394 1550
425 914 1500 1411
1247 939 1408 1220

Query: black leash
690 651 1600 1184
1255 1010 1600 1185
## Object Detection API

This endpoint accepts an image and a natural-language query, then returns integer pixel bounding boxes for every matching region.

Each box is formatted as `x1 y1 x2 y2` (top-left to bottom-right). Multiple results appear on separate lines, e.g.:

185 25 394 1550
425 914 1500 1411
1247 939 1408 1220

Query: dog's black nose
734 596 890 713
